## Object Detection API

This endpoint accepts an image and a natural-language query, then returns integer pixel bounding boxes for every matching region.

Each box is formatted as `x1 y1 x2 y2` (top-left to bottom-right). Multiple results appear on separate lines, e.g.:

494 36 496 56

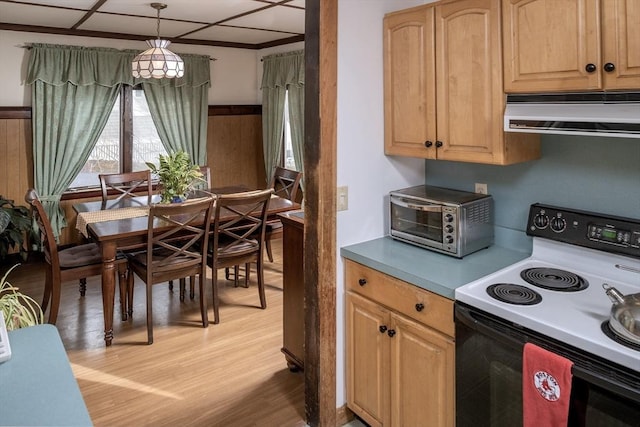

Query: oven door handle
391 197 443 212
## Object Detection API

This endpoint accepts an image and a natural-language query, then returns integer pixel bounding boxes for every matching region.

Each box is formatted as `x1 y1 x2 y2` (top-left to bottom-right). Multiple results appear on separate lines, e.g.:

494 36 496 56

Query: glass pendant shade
132 39 184 79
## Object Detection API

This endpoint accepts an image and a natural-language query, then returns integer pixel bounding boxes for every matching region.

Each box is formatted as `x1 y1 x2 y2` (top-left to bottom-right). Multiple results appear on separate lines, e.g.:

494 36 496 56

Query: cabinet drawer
345 260 454 337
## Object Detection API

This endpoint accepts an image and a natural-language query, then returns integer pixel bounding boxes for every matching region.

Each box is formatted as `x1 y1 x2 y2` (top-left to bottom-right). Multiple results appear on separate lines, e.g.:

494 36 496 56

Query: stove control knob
445 225 454 233
533 214 549 229
444 214 454 223
445 235 454 244
550 217 567 232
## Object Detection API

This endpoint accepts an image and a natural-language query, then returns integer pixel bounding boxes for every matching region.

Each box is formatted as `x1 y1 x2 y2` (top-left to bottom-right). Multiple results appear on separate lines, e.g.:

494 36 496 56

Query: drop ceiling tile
226 6 304 34
0 2 85 28
98 0 265 23
187 25 295 45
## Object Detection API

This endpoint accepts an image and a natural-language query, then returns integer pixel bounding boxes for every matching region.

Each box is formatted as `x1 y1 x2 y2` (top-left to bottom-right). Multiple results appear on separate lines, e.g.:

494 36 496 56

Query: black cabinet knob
415 303 425 312
604 62 616 72
387 329 396 337
358 278 367 286
585 63 597 73
435 140 443 148
379 325 387 333
425 140 433 147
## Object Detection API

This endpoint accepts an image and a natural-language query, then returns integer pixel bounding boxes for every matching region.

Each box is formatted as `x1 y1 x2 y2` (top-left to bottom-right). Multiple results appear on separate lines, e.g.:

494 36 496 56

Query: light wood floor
3 240 306 427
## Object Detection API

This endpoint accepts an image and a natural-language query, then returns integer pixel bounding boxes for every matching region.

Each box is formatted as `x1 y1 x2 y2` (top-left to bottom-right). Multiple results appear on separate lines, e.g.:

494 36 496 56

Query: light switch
337 186 348 211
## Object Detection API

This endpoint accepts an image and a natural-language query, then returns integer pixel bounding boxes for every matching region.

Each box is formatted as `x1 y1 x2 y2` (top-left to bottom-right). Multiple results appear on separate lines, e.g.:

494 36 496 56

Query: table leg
101 241 117 346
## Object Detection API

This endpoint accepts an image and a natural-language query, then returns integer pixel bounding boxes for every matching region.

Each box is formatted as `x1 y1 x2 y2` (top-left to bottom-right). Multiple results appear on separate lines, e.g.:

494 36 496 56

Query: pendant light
132 3 184 79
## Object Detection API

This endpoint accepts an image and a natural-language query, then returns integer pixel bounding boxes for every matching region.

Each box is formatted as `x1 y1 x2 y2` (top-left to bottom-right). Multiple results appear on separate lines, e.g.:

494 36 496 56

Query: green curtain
287 85 305 189
261 50 305 185
26 43 210 237
142 54 211 166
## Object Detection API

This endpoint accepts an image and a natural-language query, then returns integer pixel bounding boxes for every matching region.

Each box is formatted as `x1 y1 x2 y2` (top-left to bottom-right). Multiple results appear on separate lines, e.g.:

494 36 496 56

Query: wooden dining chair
125 196 214 344
170 165 212 298
25 189 129 324
207 189 273 324
264 167 302 262
98 170 152 205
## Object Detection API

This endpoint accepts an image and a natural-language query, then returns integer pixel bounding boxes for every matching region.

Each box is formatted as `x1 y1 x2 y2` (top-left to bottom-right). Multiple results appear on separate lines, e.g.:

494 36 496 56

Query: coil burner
520 267 589 292
486 283 542 305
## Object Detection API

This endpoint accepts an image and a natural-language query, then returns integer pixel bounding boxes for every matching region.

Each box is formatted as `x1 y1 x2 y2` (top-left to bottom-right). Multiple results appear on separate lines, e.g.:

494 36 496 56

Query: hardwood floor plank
2 240 306 426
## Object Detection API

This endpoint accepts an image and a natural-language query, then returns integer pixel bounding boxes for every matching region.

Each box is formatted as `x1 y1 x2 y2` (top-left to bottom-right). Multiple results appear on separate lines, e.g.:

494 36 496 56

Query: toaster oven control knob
444 214 454 223
445 225 454 233
533 214 549 229
445 235 454 244
550 217 566 232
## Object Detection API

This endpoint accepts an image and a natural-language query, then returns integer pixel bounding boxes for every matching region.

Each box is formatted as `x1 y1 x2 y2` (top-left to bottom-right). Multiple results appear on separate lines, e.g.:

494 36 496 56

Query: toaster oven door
390 195 445 247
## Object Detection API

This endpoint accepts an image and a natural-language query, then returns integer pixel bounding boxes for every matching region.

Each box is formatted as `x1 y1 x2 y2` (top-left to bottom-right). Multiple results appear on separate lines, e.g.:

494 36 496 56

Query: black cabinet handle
435 141 443 148
415 303 425 312
585 63 597 73
379 325 387 333
425 140 433 148
604 62 616 72
358 278 367 286
387 329 396 337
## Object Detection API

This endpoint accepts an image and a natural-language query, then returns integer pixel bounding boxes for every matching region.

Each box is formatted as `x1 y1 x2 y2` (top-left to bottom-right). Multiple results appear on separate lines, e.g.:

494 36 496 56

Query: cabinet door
346 292 390 427
503 0 600 92
384 6 436 158
389 312 455 427
601 0 640 89
435 0 504 163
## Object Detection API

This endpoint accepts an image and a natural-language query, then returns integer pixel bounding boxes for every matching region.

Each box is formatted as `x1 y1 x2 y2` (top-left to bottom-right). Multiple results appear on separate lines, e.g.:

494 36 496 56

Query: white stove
455 204 640 373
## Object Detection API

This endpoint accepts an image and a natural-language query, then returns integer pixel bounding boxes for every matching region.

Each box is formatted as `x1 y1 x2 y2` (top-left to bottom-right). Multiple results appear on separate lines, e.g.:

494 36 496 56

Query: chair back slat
24 189 60 271
268 167 302 202
99 170 152 205
145 197 215 281
211 189 273 262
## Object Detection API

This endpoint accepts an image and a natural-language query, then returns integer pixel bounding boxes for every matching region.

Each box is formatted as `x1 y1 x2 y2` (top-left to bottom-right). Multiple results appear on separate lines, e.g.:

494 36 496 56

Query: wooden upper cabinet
601 0 640 90
435 0 504 163
384 0 540 165
503 0 640 92
383 6 436 158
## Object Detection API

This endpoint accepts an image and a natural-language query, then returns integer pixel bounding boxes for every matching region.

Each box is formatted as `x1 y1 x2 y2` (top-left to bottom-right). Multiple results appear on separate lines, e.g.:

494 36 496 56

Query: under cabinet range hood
504 92 640 138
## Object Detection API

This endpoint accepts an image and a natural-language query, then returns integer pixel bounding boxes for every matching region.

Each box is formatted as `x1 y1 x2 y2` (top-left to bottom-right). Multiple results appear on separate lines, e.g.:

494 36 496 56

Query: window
281 91 297 170
68 86 167 189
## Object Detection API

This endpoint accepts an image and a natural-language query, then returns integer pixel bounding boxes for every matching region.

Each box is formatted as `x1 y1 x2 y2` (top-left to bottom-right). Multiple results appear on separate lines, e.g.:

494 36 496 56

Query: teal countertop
0 324 93 426
340 236 531 300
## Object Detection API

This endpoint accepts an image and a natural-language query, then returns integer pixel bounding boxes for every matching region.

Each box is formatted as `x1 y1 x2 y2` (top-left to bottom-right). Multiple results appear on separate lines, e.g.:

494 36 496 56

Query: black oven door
455 302 640 427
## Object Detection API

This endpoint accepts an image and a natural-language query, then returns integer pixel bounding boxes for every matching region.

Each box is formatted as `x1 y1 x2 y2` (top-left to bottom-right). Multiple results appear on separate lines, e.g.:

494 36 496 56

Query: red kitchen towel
523 343 574 427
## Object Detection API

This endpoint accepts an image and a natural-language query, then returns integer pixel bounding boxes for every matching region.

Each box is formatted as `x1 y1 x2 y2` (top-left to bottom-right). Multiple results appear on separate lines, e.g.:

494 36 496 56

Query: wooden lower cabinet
279 212 305 371
345 260 455 427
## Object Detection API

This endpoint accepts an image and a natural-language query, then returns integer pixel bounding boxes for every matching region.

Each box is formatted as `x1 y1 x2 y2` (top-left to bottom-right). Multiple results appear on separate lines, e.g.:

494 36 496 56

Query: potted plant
0 264 43 330
0 195 31 263
146 151 204 203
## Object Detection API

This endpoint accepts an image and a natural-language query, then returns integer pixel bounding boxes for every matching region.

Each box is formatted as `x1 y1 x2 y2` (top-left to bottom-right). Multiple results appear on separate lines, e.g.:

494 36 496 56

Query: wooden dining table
73 187 300 346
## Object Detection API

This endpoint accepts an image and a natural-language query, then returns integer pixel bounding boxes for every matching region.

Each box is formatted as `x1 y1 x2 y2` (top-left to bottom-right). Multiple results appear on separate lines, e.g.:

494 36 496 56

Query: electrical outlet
475 183 488 195
337 186 348 211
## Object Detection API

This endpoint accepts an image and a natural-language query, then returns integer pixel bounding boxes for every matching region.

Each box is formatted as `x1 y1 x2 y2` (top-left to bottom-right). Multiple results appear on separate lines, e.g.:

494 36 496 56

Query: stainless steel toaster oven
389 185 494 257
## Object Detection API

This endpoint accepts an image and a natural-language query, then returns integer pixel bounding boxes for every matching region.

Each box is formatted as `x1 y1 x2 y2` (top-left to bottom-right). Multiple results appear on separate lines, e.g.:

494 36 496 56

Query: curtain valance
261 50 305 89
26 43 211 88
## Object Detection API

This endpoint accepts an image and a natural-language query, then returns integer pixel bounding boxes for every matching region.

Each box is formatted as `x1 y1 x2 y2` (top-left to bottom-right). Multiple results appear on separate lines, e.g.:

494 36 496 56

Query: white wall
0 29 262 106
335 0 430 407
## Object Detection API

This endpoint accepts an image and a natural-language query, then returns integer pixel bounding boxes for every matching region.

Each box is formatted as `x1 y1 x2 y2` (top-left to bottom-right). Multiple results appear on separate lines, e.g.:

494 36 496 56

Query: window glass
69 96 121 189
132 90 167 171
283 92 297 170
68 89 167 189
